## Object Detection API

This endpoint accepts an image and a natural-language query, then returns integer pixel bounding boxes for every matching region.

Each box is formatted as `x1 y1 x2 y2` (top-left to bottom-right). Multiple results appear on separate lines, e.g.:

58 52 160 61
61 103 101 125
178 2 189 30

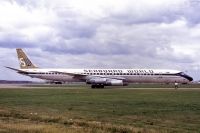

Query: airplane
6 48 193 88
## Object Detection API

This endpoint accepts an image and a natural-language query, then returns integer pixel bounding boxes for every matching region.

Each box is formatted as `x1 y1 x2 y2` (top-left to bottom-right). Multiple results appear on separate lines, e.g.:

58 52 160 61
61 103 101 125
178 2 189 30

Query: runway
0 83 200 90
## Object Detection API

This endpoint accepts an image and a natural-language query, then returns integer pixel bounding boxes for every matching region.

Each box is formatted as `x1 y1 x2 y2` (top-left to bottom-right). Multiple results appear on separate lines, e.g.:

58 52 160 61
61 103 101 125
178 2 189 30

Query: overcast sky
1 0 200 81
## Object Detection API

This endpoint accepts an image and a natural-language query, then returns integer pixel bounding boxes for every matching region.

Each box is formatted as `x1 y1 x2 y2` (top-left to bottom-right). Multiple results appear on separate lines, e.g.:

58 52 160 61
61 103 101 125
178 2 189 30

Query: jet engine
86 78 126 86
86 78 107 84
106 79 124 86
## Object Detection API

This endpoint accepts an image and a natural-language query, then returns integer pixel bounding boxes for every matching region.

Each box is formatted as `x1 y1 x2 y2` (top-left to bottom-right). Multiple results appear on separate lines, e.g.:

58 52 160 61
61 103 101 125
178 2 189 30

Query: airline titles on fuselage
83 69 154 74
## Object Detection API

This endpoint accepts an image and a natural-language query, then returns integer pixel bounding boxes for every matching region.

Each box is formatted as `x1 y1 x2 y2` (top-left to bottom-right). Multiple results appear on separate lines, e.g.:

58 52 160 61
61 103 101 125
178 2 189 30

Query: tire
91 84 104 89
91 85 96 88
101 85 104 88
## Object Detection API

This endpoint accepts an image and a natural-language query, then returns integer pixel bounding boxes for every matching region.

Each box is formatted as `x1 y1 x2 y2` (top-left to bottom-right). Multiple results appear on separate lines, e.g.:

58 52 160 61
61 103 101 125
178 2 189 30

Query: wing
87 76 125 80
49 71 126 81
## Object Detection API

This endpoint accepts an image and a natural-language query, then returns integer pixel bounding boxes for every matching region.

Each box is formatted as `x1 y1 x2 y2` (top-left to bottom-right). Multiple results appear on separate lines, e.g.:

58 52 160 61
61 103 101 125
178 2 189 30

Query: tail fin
16 48 38 69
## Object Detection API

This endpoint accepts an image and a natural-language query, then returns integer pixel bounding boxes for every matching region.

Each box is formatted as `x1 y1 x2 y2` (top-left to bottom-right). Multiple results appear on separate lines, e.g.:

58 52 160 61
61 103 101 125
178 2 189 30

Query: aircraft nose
179 72 193 82
185 75 193 82
188 76 193 82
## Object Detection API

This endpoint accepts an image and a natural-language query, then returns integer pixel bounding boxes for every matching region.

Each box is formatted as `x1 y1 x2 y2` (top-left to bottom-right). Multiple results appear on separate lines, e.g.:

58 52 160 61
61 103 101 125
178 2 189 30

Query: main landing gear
91 84 105 88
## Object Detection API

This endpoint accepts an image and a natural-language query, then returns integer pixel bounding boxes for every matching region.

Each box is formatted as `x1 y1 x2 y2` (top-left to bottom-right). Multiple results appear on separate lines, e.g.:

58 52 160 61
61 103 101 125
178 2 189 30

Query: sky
1 0 200 81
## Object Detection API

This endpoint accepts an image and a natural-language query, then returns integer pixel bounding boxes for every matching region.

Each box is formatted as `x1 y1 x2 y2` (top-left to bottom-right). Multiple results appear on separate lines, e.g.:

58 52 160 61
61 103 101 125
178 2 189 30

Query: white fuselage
18 68 192 84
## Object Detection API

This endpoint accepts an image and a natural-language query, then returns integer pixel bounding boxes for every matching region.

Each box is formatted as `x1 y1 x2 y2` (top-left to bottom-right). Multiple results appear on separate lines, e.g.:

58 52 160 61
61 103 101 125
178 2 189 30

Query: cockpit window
178 72 193 81
179 72 185 75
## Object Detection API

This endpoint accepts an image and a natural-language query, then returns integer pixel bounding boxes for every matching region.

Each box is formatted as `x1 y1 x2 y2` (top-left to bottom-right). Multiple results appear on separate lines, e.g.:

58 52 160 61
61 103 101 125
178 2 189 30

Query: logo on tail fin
19 58 26 67
19 58 32 67
16 49 38 69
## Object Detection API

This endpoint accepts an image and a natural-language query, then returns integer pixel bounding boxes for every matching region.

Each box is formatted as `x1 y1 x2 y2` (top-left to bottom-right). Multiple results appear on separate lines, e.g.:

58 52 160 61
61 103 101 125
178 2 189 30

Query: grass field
0 85 200 133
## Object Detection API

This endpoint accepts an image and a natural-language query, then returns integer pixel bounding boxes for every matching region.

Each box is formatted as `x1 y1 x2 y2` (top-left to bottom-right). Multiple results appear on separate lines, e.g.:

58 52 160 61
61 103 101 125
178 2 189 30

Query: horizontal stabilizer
5 66 21 71
5 66 28 74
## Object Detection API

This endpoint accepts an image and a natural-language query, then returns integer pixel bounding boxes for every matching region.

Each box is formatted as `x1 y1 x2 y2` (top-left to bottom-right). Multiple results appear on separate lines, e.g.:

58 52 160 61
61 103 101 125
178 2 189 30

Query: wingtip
4 66 10 69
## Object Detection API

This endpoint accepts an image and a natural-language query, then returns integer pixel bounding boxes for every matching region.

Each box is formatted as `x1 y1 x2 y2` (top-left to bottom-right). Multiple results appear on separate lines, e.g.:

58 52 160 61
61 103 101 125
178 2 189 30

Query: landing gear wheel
91 85 96 88
100 85 104 88
91 84 104 89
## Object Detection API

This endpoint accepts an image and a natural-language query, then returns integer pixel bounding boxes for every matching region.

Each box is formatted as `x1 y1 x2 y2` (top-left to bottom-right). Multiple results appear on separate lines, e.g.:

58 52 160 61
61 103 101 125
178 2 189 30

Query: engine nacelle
106 79 124 86
86 78 127 86
86 78 107 84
